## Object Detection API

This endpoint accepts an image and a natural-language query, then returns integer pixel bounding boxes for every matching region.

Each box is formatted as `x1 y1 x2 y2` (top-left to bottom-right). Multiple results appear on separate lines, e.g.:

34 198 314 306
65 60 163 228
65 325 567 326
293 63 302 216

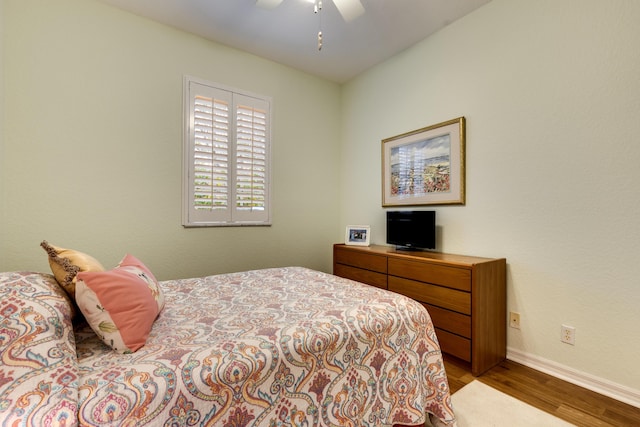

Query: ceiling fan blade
333 0 365 22
255 0 284 9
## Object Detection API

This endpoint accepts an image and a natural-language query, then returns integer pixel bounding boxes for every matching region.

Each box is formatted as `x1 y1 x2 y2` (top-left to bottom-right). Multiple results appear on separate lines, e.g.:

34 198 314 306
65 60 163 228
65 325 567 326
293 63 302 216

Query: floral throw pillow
40 240 105 299
75 254 165 353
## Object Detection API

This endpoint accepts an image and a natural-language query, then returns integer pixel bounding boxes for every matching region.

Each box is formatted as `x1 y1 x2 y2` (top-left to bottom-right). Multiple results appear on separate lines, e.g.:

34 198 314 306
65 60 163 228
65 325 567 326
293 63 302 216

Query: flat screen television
386 210 436 250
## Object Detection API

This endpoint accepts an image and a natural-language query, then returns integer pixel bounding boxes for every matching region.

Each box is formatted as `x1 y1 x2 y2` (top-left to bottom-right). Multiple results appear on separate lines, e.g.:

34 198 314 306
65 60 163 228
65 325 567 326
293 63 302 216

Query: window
183 76 271 226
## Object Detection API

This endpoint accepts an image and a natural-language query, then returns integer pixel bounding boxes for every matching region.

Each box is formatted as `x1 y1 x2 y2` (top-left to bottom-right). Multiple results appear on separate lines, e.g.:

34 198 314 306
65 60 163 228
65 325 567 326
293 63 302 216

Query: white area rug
446 380 576 427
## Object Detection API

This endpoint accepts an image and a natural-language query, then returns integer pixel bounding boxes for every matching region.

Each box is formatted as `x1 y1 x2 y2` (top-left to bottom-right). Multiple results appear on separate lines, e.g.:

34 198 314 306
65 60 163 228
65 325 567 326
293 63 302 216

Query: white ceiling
98 0 491 83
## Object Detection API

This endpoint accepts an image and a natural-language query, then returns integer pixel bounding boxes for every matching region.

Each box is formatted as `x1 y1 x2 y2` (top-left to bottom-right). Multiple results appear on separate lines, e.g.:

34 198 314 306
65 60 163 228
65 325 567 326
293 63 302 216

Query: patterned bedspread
1 267 456 426
0 271 78 426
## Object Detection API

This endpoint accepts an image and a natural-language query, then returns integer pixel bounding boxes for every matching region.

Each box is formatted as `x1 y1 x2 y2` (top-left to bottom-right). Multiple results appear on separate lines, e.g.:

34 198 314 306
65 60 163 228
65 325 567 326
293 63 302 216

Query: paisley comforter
1 267 456 426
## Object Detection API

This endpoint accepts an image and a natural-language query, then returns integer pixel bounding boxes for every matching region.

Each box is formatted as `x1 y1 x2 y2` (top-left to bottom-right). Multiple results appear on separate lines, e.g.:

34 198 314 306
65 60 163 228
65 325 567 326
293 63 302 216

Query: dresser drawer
334 264 387 289
388 276 471 315
388 258 470 291
435 328 471 362
423 303 471 338
335 247 387 273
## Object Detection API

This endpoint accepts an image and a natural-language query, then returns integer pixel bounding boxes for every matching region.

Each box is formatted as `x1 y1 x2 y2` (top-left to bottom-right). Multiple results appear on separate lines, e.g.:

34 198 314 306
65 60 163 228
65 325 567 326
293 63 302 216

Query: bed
1 251 456 427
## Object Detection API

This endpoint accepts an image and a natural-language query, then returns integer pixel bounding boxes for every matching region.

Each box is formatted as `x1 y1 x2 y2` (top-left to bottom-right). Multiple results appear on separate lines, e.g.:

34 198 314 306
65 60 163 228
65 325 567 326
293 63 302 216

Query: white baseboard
507 347 640 409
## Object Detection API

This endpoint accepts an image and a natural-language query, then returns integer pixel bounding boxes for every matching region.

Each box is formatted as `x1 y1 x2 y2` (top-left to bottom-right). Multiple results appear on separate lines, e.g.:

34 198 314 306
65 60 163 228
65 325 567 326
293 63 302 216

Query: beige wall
341 0 640 393
0 0 5 245
0 0 342 278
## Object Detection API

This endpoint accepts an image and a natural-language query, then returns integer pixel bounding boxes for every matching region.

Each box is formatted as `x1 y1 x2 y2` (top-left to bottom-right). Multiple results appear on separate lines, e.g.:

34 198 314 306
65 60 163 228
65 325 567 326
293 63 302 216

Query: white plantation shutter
234 98 268 221
193 94 230 213
183 77 271 226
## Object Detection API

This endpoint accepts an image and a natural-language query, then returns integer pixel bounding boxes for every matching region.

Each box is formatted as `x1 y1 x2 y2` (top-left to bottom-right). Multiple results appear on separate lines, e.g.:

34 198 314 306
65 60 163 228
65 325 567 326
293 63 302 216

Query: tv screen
386 211 436 250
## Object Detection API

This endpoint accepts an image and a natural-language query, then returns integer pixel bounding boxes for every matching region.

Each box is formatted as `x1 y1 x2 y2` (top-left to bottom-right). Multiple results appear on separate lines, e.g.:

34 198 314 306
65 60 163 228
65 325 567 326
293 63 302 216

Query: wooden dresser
333 243 506 376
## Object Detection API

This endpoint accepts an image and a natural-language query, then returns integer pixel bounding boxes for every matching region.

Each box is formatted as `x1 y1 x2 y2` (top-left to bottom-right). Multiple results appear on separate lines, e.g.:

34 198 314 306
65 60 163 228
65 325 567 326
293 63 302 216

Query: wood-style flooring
443 356 640 426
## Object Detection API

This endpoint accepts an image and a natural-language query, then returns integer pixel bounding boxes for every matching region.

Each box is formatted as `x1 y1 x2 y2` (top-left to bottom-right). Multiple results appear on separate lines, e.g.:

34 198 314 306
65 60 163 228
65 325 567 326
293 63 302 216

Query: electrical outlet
561 325 575 345
509 312 520 329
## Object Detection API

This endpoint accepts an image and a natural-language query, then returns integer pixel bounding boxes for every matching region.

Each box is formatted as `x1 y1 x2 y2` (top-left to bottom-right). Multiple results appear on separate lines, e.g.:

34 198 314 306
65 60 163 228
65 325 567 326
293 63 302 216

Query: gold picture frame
382 117 466 206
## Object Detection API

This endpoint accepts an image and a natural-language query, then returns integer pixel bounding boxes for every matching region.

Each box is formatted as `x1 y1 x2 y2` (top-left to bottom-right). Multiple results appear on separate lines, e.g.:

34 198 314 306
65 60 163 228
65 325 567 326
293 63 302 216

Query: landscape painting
390 134 451 196
382 117 466 206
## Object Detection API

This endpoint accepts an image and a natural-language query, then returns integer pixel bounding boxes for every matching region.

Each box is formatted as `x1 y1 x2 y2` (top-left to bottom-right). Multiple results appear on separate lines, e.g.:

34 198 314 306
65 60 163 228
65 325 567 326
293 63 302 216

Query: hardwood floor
444 356 640 426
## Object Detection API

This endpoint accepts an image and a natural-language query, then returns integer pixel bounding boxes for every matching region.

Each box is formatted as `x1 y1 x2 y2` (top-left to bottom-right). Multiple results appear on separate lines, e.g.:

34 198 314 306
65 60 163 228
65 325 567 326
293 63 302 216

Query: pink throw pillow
75 254 164 353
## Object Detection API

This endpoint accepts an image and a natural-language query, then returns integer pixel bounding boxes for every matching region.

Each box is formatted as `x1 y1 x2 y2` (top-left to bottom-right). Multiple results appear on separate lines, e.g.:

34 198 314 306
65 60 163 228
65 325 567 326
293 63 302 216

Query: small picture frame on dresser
345 225 371 246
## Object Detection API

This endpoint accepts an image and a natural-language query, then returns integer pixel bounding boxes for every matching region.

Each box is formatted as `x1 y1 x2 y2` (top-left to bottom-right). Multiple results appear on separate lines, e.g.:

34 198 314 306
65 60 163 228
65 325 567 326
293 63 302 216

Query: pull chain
315 0 323 51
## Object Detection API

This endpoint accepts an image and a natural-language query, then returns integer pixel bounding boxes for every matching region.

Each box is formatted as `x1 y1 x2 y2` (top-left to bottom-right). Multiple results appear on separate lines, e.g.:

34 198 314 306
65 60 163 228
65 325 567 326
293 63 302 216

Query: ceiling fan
256 0 365 22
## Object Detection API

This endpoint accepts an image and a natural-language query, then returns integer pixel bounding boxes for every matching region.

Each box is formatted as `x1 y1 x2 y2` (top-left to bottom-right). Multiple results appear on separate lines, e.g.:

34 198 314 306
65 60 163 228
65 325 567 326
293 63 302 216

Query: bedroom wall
0 0 5 250
0 0 5 247
340 0 640 396
0 0 342 278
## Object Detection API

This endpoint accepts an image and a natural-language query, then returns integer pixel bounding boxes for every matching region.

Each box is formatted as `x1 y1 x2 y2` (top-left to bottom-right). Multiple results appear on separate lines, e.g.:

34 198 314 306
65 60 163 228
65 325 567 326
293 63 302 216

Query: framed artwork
345 225 371 246
382 117 466 206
